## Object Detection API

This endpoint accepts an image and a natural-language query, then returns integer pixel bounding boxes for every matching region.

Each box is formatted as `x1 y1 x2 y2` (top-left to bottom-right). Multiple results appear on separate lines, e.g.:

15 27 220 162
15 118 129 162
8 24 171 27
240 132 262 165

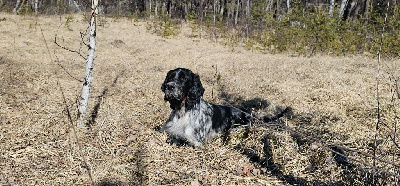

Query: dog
160 68 289 146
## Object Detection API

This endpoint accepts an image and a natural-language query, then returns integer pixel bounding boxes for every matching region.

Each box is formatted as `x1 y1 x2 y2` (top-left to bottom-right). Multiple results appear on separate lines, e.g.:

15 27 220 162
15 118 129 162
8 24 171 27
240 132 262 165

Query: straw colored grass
0 13 399 185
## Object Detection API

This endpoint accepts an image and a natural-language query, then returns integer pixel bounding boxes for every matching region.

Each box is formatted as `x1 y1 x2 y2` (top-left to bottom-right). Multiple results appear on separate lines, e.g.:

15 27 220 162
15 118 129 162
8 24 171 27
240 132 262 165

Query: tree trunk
155 0 158 17
364 0 371 20
78 0 99 127
339 0 348 18
234 0 239 25
162 1 166 16
267 0 273 11
287 0 290 13
149 0 152 18
276 0 280 18
329 0 335 16
13 0 22 13
35 0 39 14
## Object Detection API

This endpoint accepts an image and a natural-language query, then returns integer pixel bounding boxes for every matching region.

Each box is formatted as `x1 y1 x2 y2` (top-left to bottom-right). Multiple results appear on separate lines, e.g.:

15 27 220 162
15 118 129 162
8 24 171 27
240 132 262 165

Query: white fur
163 98 218 146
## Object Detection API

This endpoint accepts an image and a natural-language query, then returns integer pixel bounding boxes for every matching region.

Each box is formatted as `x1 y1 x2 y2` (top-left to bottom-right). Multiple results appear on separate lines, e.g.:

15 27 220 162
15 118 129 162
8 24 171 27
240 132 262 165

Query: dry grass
0 13 399 185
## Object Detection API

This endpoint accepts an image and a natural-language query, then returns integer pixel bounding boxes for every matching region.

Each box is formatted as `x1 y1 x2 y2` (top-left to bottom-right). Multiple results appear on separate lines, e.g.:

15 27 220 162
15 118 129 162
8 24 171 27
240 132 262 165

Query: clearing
0 13 399 185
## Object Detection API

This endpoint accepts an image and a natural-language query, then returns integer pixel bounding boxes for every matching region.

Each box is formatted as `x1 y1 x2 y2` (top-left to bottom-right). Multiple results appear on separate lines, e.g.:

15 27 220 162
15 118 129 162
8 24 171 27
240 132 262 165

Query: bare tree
78 0 99 127
34 0 39 14
13 0 22 13
365 0 371 20
329 0 335 16
234 0 239 25
155 0 158 17
149 0 152 18
339 0 348 18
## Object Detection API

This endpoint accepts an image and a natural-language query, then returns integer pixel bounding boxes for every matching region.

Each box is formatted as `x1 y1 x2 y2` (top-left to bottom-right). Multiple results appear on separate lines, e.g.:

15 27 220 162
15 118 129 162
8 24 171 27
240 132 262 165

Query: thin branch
373 1 390 183
54 33 87 60
38 23 53 62
57 80 94 185
54 52 83 82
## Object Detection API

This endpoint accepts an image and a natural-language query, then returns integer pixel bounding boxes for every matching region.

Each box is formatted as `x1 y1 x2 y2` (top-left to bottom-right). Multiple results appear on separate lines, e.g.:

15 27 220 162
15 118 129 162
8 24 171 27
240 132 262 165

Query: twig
58 80 94 185
38 23 53 62
54 32 87 60
374 1 390 183
41 16 94 185
54 53 83 82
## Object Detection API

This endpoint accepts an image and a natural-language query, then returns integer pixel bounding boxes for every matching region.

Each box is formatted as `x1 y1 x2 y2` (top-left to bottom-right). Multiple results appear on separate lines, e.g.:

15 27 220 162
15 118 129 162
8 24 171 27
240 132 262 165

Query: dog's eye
180 77 187 81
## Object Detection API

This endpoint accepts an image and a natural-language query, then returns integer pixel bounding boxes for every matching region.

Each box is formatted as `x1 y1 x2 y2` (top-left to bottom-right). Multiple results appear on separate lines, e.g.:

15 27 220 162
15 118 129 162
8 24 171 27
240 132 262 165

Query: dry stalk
39 17 94 185
374 1 390 183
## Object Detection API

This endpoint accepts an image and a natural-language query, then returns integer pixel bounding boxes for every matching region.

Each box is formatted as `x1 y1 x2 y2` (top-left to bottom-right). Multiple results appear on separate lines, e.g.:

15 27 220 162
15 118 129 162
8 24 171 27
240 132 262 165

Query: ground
0 13 399 185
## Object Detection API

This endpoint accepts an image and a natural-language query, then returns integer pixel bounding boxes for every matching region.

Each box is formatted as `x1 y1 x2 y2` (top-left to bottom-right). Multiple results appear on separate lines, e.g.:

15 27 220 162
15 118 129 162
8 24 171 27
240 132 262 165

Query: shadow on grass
96 143 148 186
87 70 125 127
218 88 310 185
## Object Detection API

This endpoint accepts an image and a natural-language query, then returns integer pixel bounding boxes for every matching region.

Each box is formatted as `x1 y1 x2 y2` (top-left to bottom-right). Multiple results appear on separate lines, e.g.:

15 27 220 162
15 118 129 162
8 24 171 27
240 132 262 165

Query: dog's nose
166 84 175 90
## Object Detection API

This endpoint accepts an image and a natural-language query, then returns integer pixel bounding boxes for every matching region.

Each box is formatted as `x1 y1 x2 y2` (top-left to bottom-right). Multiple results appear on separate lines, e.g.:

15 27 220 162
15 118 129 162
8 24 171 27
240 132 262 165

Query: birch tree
13 0 22 13
339 0 348 18
78 0 99 127
234 0 239 25
329 0 335 16
34 0 38 14
155 0 158 17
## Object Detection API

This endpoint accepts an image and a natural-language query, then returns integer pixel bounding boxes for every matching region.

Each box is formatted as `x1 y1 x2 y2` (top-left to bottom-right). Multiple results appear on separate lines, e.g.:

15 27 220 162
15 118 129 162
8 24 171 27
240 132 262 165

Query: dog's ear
161 70 172 92
187 72 204 101
161 80 166 92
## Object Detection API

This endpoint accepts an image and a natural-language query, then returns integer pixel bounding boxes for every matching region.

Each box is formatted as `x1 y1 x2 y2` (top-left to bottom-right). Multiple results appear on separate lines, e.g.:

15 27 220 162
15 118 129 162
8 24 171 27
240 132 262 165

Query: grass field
0 13 399 185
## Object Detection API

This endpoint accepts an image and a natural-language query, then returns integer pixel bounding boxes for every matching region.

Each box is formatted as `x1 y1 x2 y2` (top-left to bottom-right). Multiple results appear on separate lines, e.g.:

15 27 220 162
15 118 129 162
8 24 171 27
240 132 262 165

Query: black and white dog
160 68 288 146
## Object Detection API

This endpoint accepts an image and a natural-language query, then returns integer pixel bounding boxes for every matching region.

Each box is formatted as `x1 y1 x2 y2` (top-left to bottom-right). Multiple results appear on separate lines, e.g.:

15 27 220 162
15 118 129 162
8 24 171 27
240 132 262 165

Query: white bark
34 0 38 14
329 0 335 16
162 2 166 16
234 0 239 25
155 0 158 17
339 0 348 18
213 0 216 26
149 0 152 18
246 0 250 16
286 0 290 13
13 0 22 13
78 0 98 127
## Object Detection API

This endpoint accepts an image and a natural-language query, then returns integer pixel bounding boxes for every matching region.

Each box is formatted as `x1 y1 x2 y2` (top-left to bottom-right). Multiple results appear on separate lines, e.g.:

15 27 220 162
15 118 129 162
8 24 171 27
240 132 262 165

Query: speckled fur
161 68 288 146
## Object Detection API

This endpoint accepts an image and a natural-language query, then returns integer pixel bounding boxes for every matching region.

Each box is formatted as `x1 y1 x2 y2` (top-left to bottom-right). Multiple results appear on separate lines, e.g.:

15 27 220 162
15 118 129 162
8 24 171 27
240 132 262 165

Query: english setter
160 68 288 146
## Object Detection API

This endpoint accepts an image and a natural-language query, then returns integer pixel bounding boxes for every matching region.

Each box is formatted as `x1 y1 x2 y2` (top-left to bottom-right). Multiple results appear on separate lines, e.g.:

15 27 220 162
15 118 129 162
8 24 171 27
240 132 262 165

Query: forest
1 0 399 57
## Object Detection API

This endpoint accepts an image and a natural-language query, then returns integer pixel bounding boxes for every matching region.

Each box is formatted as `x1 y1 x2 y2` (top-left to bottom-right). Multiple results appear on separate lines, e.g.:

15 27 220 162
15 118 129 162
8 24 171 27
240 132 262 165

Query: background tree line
1 0 399 56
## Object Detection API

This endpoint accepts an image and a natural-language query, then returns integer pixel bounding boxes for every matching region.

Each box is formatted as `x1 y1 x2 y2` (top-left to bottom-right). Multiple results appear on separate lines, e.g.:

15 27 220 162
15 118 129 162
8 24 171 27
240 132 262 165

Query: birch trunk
339 0 348 18
149 0 152 18
276 0 280 17
329 0 335 16
13 0 22 13
34 0 38 14
155 0 158 17
78 0 98 127
234 0 239 25
213 0 216 26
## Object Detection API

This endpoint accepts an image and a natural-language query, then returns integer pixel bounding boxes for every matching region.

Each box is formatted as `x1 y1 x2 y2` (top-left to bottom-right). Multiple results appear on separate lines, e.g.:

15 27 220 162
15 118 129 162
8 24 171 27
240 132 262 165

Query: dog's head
161 68 204 110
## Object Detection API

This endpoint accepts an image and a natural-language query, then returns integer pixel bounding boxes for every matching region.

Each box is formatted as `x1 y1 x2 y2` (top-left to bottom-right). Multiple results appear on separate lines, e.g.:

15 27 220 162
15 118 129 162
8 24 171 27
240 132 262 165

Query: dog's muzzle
164 83 184 101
